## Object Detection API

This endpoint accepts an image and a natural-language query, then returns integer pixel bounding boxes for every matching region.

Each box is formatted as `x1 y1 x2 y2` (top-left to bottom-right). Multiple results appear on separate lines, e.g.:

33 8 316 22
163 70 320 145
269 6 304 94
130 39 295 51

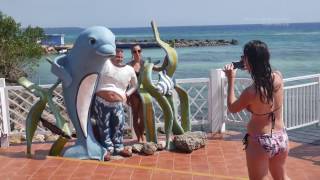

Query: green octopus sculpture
18 77 71 157
140 21 191 149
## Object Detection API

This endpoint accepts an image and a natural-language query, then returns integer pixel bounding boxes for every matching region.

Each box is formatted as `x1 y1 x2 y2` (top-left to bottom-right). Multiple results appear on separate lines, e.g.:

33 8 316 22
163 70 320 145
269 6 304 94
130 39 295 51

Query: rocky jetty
116 39 238 48
44 39 238 54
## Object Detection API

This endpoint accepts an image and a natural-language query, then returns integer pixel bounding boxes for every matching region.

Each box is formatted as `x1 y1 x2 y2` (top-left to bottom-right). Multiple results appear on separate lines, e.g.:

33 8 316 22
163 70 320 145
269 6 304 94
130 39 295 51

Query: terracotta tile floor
0 132 319 180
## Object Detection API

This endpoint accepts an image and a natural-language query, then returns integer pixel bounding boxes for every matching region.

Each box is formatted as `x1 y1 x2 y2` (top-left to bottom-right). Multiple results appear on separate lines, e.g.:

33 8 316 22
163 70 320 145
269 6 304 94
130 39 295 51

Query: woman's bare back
246 71 284 135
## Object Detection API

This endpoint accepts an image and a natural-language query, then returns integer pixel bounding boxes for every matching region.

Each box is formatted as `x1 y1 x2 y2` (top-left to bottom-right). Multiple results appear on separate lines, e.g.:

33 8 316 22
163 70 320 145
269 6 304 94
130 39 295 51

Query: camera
232 60 244 69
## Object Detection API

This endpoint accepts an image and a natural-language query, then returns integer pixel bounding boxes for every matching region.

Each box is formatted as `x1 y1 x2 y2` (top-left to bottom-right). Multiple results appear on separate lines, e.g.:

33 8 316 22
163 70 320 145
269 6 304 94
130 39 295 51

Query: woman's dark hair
244 40 274 103
131 44 141 52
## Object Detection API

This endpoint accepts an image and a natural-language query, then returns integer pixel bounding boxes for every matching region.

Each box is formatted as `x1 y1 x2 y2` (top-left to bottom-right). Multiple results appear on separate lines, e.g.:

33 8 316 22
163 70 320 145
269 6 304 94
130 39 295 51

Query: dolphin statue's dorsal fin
48 56 73 87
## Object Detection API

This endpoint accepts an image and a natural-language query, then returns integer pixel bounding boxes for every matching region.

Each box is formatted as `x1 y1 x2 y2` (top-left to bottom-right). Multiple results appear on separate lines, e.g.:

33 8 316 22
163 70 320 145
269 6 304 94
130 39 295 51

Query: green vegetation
0 11 45 83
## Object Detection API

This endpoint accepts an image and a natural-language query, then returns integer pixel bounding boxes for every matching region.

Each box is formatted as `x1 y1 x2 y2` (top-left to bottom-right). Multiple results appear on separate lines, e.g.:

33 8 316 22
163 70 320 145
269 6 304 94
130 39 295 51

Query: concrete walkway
0 132 319 180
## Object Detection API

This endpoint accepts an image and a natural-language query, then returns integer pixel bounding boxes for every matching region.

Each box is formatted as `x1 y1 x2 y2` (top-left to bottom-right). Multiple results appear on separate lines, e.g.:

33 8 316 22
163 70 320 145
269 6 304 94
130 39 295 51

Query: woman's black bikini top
135 71 140 77
248 71 283 134
248 106 281 135
128 60 144 78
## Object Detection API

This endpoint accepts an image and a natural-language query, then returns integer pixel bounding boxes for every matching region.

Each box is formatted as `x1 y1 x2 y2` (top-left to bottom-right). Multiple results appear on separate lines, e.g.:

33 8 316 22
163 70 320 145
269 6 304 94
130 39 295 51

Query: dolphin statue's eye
89 38 96 45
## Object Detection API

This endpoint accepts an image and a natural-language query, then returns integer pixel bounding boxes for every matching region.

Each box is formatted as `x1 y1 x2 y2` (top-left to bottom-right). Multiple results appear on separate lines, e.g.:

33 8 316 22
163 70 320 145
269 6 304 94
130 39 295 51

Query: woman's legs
137 95 145 142
246 138 270 180
129 93 145 142
269 150 291 180
130 95 141 141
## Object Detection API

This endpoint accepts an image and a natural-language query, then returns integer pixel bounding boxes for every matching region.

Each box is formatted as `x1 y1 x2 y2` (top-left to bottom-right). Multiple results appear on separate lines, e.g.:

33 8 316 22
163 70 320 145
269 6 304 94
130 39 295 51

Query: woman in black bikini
224 40 290 180
127 44 145 143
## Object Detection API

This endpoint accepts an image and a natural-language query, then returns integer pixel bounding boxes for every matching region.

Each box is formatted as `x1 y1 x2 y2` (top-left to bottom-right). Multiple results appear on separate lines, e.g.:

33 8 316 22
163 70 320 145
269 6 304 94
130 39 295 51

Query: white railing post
0 78 10 147
317 75 320 127
208 69 227 133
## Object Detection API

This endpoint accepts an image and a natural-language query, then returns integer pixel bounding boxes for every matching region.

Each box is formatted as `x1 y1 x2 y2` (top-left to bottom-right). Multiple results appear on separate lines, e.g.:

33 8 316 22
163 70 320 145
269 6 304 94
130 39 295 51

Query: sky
1 0 320 28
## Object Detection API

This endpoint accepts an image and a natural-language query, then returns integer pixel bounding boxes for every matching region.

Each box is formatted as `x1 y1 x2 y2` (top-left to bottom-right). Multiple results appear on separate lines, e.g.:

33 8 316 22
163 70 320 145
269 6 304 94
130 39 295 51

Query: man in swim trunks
92 48 137 160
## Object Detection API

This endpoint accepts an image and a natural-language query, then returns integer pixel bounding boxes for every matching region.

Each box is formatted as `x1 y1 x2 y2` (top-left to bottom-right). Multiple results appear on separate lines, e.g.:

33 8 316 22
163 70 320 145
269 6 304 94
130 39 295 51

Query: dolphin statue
50 26 116 160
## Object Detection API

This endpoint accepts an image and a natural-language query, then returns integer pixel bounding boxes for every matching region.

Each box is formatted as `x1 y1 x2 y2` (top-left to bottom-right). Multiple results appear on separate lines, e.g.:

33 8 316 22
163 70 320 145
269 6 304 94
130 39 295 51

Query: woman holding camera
223 40 290 180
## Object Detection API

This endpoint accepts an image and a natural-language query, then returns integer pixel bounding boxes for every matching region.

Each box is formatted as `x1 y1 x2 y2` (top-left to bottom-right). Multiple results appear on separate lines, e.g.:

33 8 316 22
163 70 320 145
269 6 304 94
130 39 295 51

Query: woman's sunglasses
132 49 142 54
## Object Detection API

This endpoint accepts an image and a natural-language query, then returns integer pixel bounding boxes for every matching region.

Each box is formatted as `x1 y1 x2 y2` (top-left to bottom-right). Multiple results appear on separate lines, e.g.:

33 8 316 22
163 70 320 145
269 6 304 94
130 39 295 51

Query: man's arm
125 69 138 97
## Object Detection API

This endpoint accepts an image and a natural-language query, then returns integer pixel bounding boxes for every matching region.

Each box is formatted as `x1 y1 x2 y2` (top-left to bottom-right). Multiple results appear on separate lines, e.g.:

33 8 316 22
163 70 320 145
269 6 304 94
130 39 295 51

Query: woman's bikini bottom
243 129 289 158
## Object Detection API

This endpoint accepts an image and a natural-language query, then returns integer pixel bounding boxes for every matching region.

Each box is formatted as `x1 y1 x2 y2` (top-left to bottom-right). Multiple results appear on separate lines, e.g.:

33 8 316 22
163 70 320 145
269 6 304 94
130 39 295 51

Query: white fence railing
0 77 211 147
0 70 319 147
223 71 320 131
283 74 320 130
0 79 10 147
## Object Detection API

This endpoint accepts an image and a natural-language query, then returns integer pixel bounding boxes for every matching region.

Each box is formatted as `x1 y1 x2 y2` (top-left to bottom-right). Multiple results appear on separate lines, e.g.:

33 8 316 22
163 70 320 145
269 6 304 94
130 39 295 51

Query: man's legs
110 104 125 154
92 96 115 154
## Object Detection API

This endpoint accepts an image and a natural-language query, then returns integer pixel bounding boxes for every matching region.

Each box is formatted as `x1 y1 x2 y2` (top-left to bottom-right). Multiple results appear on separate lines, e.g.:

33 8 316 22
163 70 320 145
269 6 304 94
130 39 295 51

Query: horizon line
35 21 320 29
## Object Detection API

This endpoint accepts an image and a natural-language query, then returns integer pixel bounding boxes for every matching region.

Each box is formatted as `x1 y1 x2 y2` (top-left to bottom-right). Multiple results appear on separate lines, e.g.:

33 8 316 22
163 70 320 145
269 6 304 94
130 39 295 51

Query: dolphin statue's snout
96 44 116 57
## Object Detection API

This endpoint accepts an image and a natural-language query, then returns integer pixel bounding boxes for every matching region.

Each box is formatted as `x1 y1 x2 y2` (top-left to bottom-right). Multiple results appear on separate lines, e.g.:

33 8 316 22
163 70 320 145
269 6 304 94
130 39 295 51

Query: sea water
32 23 320 84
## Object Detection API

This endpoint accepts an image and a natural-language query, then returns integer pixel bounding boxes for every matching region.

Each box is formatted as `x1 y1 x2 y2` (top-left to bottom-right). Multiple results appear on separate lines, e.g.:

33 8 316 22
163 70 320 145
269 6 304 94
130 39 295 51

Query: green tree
0 12 45 83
